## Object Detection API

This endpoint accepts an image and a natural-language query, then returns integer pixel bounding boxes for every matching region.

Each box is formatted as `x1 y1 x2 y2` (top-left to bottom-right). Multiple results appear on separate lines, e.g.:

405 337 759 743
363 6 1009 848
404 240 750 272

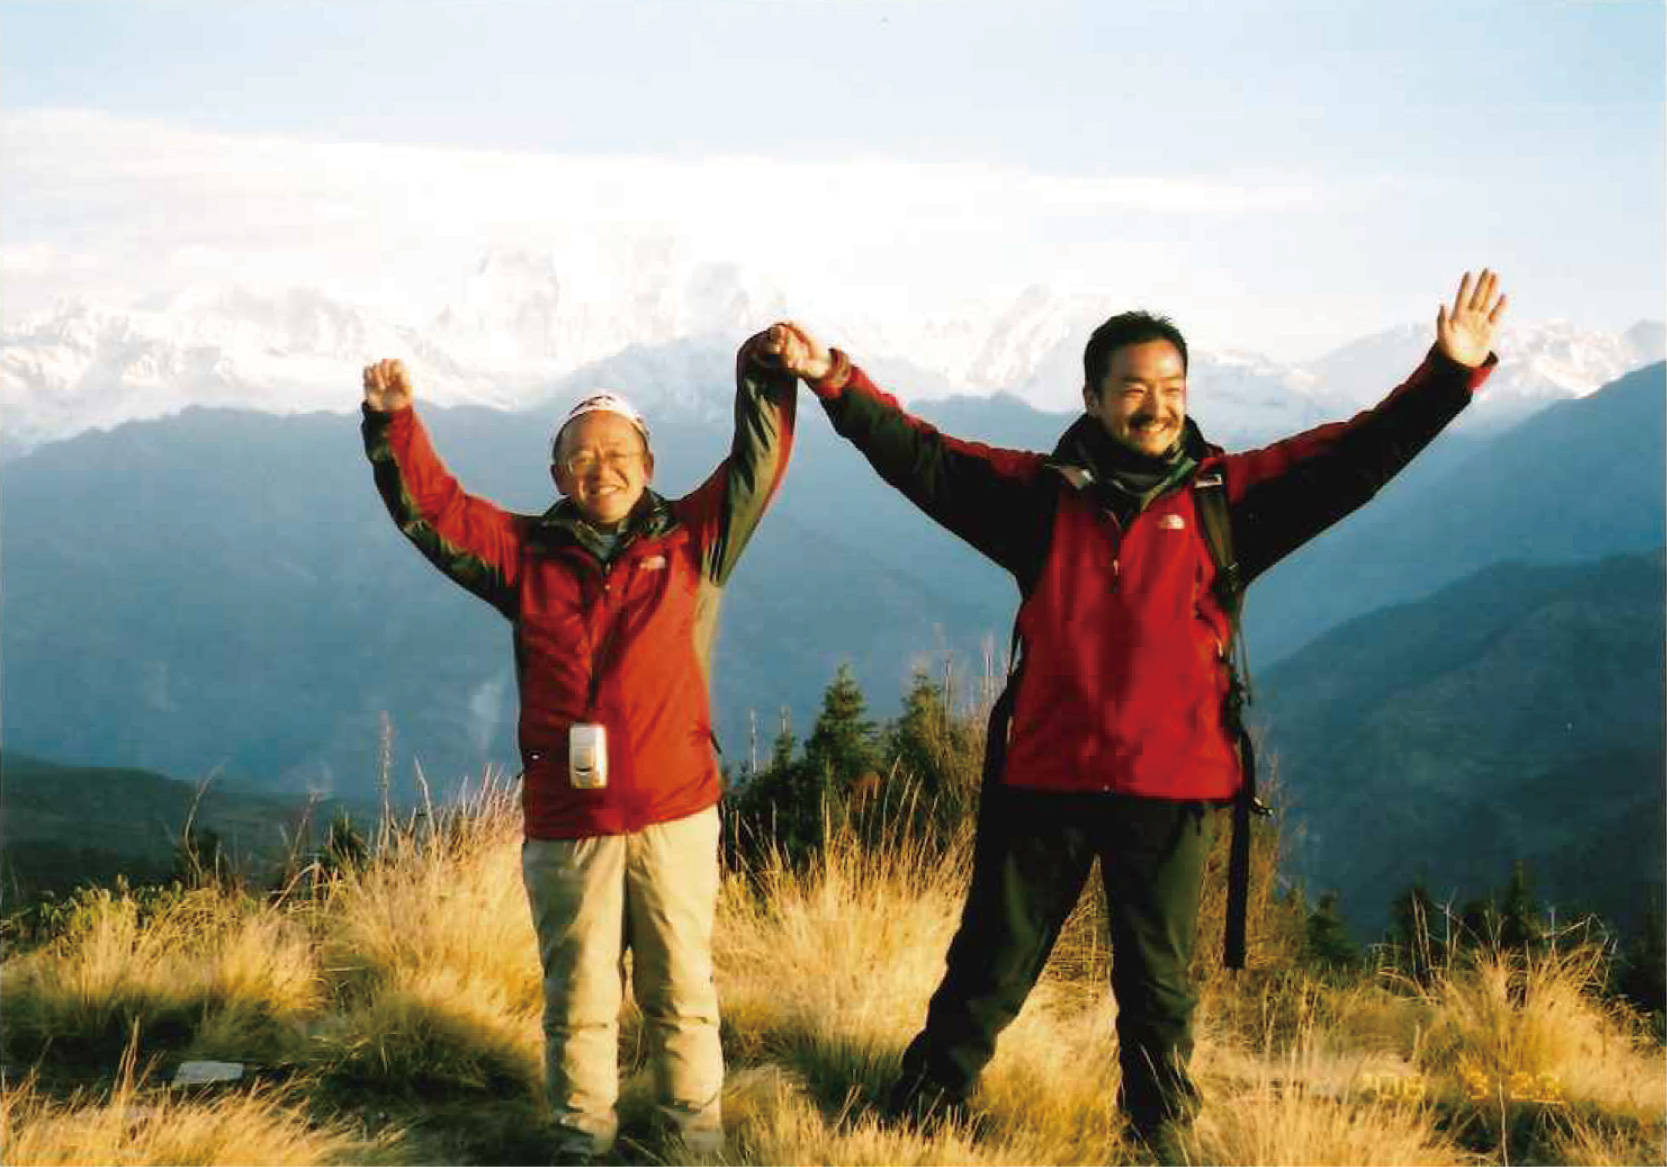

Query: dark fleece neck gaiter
1075 425 1198 526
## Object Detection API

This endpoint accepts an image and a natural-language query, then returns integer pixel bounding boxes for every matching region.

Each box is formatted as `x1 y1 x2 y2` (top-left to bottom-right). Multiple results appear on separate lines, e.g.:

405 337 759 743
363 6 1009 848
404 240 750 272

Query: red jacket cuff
361 401 415 423
807 349 854 400
1427 345 1499 393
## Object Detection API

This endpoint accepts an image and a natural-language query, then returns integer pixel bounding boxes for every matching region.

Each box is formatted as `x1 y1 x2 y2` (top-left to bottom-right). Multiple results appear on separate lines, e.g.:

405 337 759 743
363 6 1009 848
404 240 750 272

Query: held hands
362 359 414 412
758 320 834 382
1436 270 1508 368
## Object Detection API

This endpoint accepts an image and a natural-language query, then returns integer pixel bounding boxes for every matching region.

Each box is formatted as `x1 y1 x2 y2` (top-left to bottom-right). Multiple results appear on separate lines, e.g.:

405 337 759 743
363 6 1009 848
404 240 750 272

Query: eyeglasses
562 449 645 477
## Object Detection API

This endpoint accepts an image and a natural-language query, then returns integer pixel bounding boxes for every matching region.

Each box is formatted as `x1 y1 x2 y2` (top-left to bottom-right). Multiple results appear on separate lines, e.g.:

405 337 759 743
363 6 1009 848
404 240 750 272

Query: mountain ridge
1256 548 1666 937
2 363 1659 844
5 269 1659 455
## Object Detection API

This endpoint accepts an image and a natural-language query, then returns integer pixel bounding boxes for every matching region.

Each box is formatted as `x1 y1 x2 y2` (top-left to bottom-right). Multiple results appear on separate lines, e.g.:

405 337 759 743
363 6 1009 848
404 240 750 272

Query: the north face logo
1159 514 1186 531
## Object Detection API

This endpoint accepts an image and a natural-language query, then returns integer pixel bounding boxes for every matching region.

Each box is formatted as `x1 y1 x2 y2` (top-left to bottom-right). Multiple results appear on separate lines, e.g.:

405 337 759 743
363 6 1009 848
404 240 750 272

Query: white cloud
0 242 58 276
1 108 1328 345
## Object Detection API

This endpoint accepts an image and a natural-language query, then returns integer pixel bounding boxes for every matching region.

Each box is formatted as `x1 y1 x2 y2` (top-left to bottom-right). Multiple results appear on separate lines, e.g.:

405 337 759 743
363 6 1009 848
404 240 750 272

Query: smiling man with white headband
548 391 656 546
361 337 796 1160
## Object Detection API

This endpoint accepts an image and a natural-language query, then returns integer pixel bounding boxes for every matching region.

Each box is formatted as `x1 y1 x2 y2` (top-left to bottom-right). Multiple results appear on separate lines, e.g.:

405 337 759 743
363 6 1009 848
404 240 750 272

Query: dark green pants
896 786 1216 1134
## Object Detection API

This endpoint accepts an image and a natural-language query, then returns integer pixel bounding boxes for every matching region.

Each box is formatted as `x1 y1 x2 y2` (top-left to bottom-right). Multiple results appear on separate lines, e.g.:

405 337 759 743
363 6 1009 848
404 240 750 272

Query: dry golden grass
1414 946 1665 1119
705 1064 1128 1167
1189 1027 1468 1167
1 884 321 1066
1547 1111 1667 1166
714 810 1154 1164
311 962 544 1095
0 1045 390 1167
313 778 538 1005
307 776 545 1094
3 766 1661 1166
716 811 968 1080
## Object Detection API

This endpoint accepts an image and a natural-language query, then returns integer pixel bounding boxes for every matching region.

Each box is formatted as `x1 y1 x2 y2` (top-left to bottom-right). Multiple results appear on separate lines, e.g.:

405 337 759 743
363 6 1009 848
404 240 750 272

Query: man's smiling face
1082 339 1188 458
551 412 654 529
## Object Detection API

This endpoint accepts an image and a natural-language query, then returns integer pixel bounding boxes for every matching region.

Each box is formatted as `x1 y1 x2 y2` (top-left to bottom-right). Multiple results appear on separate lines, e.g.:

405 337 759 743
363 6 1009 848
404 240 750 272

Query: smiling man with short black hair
763 270 1507 1163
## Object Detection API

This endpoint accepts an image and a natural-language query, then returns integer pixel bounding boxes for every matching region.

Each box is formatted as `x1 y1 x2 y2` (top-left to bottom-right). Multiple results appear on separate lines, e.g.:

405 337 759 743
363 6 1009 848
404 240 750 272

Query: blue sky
2 0 1661 361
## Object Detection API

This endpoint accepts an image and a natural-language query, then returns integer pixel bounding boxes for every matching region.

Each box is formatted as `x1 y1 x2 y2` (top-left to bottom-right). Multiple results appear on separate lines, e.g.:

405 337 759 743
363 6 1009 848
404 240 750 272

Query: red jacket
363 341 796 837
809 346 1495 799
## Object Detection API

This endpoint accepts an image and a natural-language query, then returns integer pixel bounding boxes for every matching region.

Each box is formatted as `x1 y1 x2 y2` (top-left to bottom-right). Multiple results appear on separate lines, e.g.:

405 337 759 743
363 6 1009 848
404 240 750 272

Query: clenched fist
759 320 834 382
362 359 413 412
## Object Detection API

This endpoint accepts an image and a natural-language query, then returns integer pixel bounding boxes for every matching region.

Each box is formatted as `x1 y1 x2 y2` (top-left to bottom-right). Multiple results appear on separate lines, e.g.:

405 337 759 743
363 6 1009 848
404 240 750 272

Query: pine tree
171 825 228 888
804 663 877 788
889 669 952 789
1388 880 1444 982
319 812 369 878
1496 860 1545 954
1305 891 1360 971
1458 894 1497 948
724 703 822 867
769 707 797 774
1618 902 1666 1027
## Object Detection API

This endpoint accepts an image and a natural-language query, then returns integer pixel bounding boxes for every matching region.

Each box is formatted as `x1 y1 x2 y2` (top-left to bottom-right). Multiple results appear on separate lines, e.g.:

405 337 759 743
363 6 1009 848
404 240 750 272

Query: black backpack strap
1193 469 1270 971
981 617 1024 794
1193 471 1245 660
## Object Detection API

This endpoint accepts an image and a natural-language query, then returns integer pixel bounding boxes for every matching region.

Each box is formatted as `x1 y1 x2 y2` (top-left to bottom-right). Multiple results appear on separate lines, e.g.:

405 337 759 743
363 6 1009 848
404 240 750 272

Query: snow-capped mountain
542 338 740 426
2 253 1659 456
0 293 506 454
428 246 791 373
1308 318 1666 427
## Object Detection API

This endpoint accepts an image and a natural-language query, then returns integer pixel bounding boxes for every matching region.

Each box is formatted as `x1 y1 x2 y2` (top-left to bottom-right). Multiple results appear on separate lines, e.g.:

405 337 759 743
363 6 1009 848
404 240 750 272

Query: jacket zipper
1103 508 1124 593
585 561 611 717
584 557 641 824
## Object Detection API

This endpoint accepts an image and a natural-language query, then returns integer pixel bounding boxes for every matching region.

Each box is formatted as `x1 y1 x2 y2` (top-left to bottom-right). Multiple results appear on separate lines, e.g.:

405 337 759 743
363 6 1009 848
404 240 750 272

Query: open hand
362 359 413 412
1436 270 1508 368
760 320 833 382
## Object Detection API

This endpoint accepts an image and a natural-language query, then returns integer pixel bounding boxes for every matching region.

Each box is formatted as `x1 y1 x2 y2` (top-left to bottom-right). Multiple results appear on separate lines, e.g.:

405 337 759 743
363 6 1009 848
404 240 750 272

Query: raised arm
676 333 799 586
1227 270 1509 582
763 321 1050 578
360 359 523 616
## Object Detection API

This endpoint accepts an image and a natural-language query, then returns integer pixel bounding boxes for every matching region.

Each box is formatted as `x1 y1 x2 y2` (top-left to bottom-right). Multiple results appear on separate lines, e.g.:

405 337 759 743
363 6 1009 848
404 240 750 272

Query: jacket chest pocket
618 536 700 621
520 560 590 640
623 550 674 599
1120 505 1205 603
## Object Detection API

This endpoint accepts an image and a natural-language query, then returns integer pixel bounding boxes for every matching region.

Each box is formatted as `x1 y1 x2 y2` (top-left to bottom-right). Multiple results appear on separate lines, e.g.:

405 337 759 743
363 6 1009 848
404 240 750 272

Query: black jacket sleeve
1226 346 1495 583
809 353 1056 584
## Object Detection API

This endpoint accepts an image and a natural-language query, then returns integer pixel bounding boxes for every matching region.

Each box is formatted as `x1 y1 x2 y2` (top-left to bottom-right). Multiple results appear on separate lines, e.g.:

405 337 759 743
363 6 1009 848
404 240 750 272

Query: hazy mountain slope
1256 550 1666 937
1245 361 1666 665
0 404 1006 798
3 365 1658 812
0 750 366 897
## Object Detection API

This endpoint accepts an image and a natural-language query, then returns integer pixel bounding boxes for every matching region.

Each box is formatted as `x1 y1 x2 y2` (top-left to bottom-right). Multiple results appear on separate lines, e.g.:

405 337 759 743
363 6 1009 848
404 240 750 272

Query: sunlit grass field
3 770 1662 1166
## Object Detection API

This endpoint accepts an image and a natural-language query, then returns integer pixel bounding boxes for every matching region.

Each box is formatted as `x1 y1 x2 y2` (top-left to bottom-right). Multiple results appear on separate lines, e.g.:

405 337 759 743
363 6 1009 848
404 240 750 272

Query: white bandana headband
551 391 651 461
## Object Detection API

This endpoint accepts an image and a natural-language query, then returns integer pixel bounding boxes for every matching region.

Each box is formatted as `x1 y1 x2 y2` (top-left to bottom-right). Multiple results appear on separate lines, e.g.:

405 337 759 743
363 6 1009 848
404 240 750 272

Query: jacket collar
1048 414 1218 472
534 489 678 559
1046 415 1219 513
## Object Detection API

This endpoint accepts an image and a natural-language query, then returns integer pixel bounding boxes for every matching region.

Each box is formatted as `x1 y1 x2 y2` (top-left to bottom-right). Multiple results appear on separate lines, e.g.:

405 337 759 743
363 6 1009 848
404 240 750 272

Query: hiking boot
1131 1119 1194 1166
548 1133 613 1166
881 1073 974 1133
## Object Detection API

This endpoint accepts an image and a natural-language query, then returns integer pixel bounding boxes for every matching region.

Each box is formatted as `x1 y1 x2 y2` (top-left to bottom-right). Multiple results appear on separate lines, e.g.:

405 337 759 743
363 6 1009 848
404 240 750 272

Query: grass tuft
3 765 1660 1165
1 885 320 1067
311 964 543 1096
0 1044 390 1166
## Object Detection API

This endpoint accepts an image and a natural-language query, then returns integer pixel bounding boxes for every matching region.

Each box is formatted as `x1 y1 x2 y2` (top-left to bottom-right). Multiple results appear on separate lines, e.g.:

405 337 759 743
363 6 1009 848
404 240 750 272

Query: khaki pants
521 805 724 1157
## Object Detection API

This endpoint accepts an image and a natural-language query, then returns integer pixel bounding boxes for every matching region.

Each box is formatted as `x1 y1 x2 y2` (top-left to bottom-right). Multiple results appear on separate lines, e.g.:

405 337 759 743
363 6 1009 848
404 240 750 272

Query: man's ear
1081 383 1101 418
551 463 572 498
642 451 656 483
